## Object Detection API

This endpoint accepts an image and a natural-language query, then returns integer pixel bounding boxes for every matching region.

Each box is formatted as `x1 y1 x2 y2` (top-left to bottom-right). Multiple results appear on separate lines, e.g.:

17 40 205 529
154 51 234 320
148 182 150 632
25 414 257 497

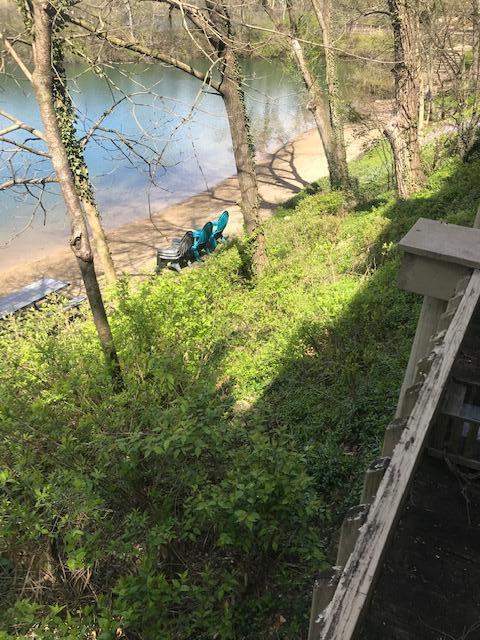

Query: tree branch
64 12 223 93
0 136 50 157
0 30 33 82
0 176 56 190
0 109 47 142
79 95 128 147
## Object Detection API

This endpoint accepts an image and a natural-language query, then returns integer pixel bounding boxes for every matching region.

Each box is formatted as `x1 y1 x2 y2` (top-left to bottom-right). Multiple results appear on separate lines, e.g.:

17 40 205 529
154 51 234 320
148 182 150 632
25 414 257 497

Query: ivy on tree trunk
29 0 122 386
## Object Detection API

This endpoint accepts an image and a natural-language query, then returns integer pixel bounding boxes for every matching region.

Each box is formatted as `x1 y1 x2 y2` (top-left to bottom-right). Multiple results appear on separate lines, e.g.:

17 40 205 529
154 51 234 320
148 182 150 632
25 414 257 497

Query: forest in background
0 0 393 61
1 0 480 638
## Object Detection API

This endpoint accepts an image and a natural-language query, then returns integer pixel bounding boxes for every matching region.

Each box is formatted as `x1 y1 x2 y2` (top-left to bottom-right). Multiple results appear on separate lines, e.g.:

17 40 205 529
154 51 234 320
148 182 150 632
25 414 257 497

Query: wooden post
319 271 480 640
382 418 408 456
400 382 424 418
336 504 369 567
395 296 446 417
307 567 341 640
361 457 391 504
395 217 480 419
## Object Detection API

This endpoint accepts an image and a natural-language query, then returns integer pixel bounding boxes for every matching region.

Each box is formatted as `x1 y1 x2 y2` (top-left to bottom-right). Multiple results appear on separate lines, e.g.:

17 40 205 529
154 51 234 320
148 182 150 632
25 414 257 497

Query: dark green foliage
1 143 479 639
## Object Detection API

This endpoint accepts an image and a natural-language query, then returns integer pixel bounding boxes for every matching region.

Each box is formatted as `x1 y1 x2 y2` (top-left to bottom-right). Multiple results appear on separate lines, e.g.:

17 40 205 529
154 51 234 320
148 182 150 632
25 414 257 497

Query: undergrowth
0 142 479 639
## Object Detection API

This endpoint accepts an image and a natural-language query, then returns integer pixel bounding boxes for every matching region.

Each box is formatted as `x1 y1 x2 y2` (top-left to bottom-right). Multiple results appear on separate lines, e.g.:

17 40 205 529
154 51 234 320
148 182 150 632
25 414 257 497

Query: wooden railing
307 269 480 640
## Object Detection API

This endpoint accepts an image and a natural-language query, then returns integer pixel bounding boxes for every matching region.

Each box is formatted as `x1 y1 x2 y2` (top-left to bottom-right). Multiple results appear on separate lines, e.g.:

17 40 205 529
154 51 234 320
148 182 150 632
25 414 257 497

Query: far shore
0 123 379 296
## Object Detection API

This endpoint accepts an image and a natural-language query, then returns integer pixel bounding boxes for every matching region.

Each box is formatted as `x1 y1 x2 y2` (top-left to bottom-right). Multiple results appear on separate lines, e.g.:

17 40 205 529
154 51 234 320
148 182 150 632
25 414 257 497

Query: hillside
1 139 479 639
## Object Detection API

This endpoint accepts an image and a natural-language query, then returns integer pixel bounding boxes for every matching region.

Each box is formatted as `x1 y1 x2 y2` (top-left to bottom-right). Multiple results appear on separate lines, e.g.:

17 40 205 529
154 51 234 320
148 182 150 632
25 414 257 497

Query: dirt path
0 124 376 296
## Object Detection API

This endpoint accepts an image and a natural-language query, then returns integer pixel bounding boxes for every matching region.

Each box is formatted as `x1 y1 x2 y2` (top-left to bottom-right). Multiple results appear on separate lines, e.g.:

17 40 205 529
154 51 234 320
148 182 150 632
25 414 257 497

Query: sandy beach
0 124 376 296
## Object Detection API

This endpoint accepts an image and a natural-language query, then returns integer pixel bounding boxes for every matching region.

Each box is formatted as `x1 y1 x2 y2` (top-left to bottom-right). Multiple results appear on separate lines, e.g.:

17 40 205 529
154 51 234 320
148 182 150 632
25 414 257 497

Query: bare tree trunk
205 0 267 271
289 35 342 188
220 57 267 270
82 199 117 285
310 0 351 190
386 0 425 198
263 0 348 191
51 52 117 286
220 54 259 235
31 0 122 384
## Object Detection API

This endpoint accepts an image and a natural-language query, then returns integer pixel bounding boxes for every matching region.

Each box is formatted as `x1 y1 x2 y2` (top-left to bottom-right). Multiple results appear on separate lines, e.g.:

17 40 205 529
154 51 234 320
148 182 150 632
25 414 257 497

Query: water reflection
0 58 391 269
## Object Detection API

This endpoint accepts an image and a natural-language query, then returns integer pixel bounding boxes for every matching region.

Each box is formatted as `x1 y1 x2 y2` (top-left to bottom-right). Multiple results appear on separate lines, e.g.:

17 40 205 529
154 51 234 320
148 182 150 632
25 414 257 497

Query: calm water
0 59 390 269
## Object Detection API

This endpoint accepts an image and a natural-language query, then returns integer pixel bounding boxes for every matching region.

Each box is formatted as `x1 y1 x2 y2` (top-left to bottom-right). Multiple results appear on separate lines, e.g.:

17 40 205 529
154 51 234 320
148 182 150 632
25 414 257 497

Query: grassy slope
0 141 479 639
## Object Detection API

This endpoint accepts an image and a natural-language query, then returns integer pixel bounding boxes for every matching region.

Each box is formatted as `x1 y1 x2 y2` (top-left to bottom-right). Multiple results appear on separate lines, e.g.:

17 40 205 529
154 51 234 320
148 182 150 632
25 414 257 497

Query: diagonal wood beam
319 269 480 639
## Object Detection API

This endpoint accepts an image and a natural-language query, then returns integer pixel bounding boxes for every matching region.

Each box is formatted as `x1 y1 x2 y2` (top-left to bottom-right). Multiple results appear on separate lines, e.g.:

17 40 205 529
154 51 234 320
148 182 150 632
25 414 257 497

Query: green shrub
0 139 478 638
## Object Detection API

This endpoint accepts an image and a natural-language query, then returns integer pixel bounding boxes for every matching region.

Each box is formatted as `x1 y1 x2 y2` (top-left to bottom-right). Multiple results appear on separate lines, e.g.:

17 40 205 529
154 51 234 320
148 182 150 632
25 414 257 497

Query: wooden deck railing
307 269 480 640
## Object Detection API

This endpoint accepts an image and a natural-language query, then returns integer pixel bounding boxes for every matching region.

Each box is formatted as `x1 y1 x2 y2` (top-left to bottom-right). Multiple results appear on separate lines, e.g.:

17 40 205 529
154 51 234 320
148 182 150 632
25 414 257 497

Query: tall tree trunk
30 0 122 384
82 198 117 285
220 57 267 271
51 46 117 286
263 0 347 190
219 53 259 235
206 0 267 271
386 0 424 198
289 35 343 188
310 0 351 190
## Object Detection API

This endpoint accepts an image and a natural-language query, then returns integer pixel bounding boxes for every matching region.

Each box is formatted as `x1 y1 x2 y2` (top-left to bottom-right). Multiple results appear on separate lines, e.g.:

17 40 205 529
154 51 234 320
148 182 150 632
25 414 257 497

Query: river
0 58 390 270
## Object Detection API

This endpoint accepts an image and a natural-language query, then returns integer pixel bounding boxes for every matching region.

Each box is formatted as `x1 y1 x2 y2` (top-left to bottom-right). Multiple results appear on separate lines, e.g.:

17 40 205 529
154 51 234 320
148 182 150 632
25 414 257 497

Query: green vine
19 0 94 204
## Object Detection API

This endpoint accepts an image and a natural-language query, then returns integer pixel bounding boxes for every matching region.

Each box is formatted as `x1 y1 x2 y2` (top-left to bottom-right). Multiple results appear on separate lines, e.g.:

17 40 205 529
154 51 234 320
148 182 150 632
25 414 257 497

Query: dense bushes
0 144 478 638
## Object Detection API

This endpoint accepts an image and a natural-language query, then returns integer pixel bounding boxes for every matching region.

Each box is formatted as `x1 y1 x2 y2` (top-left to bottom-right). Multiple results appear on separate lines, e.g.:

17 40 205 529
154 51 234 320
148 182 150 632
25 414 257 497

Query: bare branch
0 109 47 142
79 95 128 147
0 30 33 82
64 11 223 92
0 176 56 190
0 123 22 137
0 136 50 157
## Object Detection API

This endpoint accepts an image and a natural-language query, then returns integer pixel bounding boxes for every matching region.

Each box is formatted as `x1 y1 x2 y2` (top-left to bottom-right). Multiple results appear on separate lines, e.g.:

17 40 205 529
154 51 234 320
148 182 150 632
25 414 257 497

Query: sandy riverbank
0 123 377 296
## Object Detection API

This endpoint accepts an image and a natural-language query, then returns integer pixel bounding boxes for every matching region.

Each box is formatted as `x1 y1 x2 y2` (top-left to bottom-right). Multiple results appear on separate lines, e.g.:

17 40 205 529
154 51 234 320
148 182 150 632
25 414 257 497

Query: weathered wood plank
437 309 457 332
382 418 407 457
416 352 436 381
400 382 424 418
308 568 341 640
318 269 480 640
399 218 480 269
398 253 470 300
0 278 69 319
361 457 390 504
395 296 446 418
335 505 369 567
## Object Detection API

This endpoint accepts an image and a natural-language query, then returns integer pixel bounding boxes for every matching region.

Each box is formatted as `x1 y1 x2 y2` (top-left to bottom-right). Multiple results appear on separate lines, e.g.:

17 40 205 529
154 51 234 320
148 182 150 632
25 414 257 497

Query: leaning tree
13 0 123 384
261 0 352 192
